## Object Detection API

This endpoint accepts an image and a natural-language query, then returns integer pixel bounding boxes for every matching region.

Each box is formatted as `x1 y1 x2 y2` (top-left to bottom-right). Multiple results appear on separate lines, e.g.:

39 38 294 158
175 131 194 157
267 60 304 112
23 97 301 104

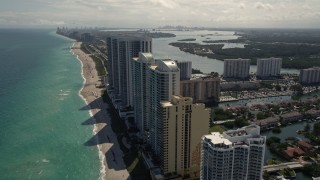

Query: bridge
263 161 311 172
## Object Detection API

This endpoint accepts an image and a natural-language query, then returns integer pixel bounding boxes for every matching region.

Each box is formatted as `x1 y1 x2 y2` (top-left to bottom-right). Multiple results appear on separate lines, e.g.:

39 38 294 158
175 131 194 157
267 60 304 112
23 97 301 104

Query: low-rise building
305 109 320 118
255 117 279 131
297 141 315 152
282 147 305 159
281 111 303 123
220 81 259 91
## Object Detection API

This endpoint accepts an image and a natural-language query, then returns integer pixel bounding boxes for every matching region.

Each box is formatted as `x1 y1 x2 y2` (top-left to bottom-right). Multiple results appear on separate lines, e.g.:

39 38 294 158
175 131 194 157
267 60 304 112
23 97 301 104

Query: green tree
234 117 249 128
313 122 320 135
275 85 282 91
210 71 219 77
256 112 265 120
263 171 271 180
304 124 311 132
290 84 303 95
266 137 281 146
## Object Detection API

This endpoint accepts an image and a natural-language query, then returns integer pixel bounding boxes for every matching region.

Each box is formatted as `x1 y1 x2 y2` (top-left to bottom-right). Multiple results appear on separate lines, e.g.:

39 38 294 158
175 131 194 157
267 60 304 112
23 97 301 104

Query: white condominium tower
223 59 250 79
256 57 282 78
106 33 152 107
159 96 209 178
201 125 266 180
132 53 155 136
299 67 320 85
149 59 180 154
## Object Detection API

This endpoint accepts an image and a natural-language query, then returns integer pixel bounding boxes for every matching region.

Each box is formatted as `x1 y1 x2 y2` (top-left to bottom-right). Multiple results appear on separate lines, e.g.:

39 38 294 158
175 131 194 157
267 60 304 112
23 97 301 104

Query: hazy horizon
1 0 320 29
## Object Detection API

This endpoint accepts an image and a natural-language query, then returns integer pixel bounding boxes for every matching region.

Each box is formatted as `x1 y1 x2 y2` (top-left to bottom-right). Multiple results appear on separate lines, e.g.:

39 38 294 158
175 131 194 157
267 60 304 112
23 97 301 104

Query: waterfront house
255 117 279 131
282 147 305 159
305 109 320 118
297 141 315 152
281 111 303 123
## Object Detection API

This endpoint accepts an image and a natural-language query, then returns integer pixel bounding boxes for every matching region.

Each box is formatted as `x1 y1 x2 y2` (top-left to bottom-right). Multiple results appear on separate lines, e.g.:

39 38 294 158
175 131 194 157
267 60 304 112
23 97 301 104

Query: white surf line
70 42 106 180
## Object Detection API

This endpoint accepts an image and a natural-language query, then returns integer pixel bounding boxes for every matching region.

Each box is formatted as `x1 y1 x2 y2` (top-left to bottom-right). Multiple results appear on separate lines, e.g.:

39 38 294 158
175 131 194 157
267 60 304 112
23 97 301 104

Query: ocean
0 29 100 179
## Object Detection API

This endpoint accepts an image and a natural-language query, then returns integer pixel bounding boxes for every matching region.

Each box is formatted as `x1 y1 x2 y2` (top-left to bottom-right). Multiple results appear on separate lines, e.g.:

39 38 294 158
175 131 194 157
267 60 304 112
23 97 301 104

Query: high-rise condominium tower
132 53 155 136
159 96 209 178
106 34 152 107
256 57 282 78
224 59 250 80
148 59 180 153
201 125 266 180
299 67 320 85
177 61 192 80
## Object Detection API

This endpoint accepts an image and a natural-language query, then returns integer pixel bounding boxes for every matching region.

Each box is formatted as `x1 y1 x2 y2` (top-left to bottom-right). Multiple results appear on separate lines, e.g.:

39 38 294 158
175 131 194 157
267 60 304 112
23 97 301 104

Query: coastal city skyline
2 0 320 179
1 0 320 28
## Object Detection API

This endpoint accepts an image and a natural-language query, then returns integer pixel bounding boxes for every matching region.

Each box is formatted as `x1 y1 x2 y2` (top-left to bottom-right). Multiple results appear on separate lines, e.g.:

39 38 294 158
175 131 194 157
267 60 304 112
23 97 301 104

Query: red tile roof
283 147 305 158
298 141 313 149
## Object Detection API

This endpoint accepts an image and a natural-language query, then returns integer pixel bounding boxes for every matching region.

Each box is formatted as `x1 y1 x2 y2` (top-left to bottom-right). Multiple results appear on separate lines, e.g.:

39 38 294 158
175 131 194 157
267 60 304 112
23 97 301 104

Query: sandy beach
71 42 130 180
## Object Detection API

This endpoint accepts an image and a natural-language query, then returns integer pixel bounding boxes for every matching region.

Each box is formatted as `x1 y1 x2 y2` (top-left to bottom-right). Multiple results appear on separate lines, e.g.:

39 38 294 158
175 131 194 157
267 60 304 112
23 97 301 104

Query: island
169 29 320 69
177 38 196 41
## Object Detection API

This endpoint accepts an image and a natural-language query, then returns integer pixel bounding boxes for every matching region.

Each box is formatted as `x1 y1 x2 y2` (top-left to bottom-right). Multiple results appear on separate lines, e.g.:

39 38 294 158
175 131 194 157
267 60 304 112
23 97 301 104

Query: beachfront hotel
200 125 266 180
223 58 250 80
158 95 209 178
106 33 152 107
256 57 282 79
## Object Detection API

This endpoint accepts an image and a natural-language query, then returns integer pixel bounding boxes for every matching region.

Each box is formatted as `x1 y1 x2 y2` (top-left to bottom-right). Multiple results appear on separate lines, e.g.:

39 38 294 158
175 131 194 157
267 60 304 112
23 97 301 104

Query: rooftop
283 147 305 158
204 132 232 146
155 59 179 72
297 141 314 149
224 58 251 62
255 117 279 126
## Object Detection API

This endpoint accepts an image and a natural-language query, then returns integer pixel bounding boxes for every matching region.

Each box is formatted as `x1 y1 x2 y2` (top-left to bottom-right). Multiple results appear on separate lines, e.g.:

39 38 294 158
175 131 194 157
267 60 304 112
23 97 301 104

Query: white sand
72 42 130 180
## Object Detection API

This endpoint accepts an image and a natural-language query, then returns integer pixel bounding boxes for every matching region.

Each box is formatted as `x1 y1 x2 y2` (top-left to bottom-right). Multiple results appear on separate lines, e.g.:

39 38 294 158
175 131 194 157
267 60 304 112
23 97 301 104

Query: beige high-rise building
180 77 220 103
159 95 210 178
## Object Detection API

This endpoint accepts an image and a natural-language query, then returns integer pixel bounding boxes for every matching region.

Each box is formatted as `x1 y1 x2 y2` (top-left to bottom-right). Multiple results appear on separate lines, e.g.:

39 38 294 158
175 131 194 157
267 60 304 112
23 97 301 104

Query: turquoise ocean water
0 29 100 179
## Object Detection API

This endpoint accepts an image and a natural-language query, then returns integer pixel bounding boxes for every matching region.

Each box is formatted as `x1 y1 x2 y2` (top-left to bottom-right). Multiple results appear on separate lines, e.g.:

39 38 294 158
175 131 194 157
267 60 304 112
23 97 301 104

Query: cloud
38 19 65 25
239 3 246 9
0 0 320 28
151 0 178 9
254 2 273 10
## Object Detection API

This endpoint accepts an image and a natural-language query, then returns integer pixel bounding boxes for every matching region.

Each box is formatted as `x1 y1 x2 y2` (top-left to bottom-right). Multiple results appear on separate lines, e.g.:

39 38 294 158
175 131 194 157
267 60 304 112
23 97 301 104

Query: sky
1 0 320 28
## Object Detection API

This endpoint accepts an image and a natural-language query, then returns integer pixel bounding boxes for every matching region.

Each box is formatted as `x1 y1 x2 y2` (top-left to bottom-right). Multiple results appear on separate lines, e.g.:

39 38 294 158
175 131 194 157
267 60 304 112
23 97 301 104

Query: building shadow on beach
79 97 103 111
81 110 106 125
79 97 109 125
84 125 108 146
83 120 129 172
81 97 131 173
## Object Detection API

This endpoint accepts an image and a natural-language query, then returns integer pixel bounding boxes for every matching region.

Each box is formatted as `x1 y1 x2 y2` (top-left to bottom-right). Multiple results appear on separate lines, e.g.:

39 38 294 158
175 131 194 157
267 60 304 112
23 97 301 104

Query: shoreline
71 42 130 180
70 43 107 180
